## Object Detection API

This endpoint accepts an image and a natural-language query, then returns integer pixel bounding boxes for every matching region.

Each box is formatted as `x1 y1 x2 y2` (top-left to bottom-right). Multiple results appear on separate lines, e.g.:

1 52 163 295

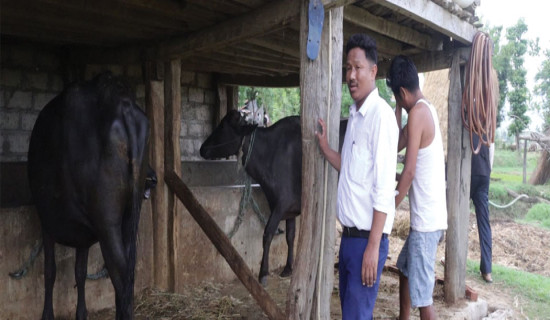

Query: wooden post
528 139 532 184
144 62 170 290
228 86 238 111
287 2 342 319
164 59 182 292
444 52 472 303
164 170 286 320
215 84 228 125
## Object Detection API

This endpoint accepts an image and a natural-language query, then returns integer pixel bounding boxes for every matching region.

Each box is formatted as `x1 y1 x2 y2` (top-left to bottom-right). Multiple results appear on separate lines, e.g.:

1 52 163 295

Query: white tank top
408 99 448 232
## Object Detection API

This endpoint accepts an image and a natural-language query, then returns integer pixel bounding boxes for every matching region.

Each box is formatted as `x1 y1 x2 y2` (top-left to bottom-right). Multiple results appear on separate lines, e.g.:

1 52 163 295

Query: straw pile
468 217 550 277
422 69 450 158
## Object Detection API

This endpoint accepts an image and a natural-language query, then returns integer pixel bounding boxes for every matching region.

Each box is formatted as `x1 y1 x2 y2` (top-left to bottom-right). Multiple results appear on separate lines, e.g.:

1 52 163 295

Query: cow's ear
227 110 242 127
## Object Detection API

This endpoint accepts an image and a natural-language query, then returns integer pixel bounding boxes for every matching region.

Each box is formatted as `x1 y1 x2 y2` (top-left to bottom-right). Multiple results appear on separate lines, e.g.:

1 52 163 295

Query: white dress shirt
337 88 399 235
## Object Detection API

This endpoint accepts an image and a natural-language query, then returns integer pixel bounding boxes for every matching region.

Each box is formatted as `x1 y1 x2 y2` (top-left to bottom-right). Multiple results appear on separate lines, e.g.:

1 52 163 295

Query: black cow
28 73 150 320
200 110 346 285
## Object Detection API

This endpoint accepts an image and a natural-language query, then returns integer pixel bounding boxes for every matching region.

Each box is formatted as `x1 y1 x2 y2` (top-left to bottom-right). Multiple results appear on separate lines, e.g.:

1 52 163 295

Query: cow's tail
122 105 149 314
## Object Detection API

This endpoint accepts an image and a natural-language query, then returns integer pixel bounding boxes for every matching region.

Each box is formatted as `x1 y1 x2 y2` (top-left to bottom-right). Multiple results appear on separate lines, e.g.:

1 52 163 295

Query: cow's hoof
275 228 285 235
259 275 268 287
279 267 292 278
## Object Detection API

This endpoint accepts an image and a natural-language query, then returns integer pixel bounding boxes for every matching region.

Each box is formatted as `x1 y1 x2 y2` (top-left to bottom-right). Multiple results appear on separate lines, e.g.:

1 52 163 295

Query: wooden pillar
528 139 532 184
287 2 342 319
163 59 182 292
227 86 238 111
444 52 472 303
144 62 170 290
215 84 228 125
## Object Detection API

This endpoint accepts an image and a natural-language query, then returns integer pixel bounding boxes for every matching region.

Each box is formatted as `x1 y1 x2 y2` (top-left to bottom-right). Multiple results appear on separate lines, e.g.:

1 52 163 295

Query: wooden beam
217 73 299 87
343 6 442 51
155 0 356 59
163 60 182 291
215 52 299 74
246 38 300 59
164 170 286 320
287 2 342 319
156 0 298 59
215 84 229 125
369 0 478 45
343 23 411 58
444 52 471 303
143 62 169 290
376 47 470 79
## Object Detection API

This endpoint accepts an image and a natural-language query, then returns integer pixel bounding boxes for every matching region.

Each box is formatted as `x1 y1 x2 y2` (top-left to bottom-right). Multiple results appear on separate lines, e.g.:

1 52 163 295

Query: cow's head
200 110 257 159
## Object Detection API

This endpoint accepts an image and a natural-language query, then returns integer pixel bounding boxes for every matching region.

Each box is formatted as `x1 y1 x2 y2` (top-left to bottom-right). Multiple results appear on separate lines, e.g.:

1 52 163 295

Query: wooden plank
215 84 228 125
156 0 298 59
287 2 342 319
246 38 300 59
369 0 477 45
444 51 471 303
343 6 441 51
144 63 169 290
164 170 286 320
155 0 356 59
217 73 300 87
376 47 470 79
313 7 343 319
164 60 182 292
343 23 411 57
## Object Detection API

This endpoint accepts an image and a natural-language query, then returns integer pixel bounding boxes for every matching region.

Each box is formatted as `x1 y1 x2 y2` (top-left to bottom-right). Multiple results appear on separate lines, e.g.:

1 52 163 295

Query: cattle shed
1 0 482 319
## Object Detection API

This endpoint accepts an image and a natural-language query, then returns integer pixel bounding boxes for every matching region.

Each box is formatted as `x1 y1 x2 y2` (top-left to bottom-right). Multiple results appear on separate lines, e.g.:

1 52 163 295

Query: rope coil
462 31 498 154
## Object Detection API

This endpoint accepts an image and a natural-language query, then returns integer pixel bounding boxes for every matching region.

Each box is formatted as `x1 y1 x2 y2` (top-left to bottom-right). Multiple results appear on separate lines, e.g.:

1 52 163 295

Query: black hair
386 55 420 98
345 33 378 64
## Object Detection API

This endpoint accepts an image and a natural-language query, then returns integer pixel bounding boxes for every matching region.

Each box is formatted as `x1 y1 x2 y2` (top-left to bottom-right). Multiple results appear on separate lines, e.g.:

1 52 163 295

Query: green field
483 148 550 318
489 149 550 222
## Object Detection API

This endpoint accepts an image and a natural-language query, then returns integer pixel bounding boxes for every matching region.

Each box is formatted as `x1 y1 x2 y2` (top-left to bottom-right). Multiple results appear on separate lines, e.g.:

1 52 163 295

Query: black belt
342 226 388 239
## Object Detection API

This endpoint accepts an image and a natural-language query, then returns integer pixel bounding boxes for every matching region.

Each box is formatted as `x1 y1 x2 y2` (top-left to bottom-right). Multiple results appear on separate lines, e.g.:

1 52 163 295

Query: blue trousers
339 235 389 320
470 174 492 274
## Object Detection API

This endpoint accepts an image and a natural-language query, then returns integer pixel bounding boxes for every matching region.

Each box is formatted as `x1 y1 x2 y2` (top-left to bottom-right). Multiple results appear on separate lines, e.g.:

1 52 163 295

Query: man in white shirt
316 33 399 319
387 55 448 320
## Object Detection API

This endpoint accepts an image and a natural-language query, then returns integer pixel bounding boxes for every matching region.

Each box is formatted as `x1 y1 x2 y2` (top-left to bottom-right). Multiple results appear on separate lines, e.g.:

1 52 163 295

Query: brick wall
1 43 64 161
180 71 215 161
1 42 216 162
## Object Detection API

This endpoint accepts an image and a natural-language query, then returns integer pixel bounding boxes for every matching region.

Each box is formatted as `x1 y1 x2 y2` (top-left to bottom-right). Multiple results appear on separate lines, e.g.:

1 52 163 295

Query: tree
504 19 531 149
485 24 509 127
239 79 394 123
534 49 550 130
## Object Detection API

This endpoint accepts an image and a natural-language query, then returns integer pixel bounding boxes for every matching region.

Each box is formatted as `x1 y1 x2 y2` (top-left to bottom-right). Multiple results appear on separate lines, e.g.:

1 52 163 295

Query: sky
476 0 549 132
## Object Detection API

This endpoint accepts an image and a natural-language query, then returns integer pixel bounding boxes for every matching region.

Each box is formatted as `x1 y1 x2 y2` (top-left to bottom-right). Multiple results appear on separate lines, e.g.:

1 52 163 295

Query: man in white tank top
387 55 448 320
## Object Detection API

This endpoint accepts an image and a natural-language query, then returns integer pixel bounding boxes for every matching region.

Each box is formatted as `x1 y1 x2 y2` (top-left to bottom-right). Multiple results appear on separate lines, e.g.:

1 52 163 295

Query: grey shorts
396 229 443 308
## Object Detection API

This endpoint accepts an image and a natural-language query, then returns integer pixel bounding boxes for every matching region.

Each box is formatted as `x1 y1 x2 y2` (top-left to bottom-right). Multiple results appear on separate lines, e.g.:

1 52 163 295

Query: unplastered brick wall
180 71 215 161
1 42 64 162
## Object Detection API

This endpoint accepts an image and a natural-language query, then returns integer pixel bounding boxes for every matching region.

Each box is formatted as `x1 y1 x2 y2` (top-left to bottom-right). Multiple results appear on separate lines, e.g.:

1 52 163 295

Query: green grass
468 149 550 318
487 148 550 220
467 260 550 319
522 203 550 229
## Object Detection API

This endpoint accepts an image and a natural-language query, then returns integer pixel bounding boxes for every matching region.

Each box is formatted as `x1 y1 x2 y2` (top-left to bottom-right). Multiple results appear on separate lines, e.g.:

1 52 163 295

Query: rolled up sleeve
372 108 399 215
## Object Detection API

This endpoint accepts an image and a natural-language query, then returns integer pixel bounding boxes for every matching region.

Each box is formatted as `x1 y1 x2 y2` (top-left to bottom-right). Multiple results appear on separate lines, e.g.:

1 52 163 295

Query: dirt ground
89 204 550 319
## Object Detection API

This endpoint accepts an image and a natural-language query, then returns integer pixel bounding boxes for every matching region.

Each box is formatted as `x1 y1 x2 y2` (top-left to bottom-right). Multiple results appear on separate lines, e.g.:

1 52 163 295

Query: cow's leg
41 233 56 320
120 214 139 320
75 247 89 320
280 218 296 278
259 210 282 286
97 229 128 320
